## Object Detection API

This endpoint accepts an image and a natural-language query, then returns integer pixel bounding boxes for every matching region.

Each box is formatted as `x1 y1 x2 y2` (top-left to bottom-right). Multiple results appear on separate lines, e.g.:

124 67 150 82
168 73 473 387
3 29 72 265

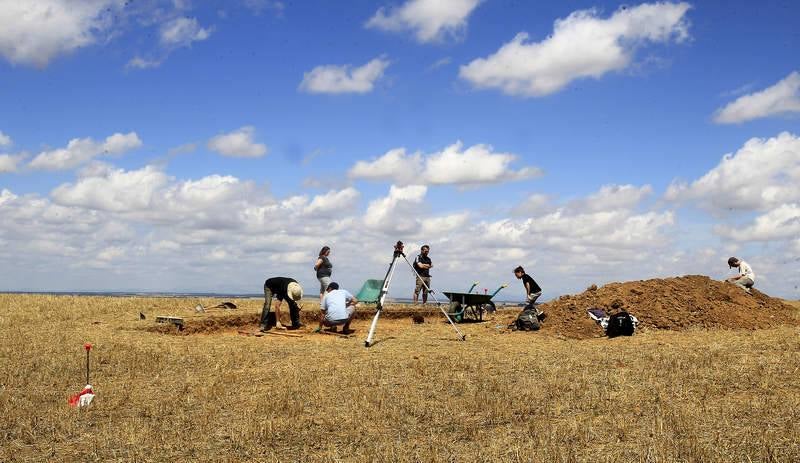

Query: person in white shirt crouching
726 257 755 293
316 282 358 334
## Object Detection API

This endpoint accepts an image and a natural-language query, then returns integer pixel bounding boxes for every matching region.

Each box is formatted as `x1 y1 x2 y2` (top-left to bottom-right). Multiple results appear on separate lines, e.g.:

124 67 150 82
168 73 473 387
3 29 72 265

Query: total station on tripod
393 240 405 257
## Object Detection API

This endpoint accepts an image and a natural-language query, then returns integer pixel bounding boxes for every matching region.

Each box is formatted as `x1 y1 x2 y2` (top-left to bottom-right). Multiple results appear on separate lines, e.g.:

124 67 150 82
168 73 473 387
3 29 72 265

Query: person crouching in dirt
261 277 304 331
316 282 358 334
726 257 755 293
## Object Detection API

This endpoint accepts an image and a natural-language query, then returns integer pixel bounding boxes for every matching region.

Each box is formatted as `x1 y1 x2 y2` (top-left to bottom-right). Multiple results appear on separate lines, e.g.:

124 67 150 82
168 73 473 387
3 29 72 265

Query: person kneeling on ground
261 277 304 331
316 282 358 334
726 257 755 293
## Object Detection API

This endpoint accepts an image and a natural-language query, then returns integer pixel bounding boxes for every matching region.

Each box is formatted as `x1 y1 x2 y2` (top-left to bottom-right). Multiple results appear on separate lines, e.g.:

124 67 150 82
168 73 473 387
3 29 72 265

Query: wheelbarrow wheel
448 301 463 323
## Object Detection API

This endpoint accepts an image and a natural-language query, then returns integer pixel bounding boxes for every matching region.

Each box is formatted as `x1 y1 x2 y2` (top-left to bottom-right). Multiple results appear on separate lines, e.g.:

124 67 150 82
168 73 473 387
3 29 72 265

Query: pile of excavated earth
527 275 800 339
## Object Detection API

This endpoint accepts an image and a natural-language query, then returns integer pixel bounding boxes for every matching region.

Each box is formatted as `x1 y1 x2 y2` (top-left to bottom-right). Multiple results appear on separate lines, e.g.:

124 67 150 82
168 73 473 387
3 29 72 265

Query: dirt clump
527 275 799 339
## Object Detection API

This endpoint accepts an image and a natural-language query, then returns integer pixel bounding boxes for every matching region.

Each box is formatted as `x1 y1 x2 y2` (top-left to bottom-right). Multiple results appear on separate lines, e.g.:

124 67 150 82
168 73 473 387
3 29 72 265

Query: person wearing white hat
261 277 304 331
726 257 755 293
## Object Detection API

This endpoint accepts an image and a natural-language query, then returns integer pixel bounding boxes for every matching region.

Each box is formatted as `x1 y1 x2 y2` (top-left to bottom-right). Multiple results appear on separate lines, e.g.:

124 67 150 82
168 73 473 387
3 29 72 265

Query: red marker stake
84 343 92 385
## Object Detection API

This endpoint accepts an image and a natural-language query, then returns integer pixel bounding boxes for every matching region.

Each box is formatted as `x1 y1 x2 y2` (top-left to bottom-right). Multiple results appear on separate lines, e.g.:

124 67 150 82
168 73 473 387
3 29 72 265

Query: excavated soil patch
506 275 800 339
147 304 449 335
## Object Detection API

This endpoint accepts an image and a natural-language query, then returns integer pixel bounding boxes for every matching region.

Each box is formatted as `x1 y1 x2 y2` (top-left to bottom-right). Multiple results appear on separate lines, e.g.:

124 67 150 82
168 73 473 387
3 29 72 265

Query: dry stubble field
1 294 800 462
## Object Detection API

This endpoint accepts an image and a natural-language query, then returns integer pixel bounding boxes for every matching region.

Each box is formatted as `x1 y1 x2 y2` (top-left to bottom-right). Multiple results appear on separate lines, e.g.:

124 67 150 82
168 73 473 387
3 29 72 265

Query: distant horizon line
0 290 528 304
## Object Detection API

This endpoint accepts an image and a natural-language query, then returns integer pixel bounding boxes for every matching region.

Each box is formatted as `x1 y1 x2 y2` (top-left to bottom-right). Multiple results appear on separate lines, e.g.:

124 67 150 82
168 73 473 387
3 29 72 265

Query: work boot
287 323 305 331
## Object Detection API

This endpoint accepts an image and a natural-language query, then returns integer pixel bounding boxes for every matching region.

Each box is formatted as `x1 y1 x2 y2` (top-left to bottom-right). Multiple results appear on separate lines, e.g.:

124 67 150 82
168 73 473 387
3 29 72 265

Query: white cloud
665 132 800 212
207 126 268 157
349 148 422 184
365 0 482 43
299 57 390 94
714 71 800 124
0 154 25 173
0 130 11 147
364 184 427 233
459 2 691 97
160 17 213 48
28 132 142 171
243 0 284 16
349 141 541 186
303 188 360 216
571 184 653 212
716 204 800 242
52 165 170 212
512 193 552 217
126 56 163 69
0 0 119 67
97 246 125 261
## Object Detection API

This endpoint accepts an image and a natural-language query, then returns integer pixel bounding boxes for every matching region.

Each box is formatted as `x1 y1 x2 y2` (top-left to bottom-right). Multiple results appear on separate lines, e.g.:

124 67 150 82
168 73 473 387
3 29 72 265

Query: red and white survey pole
68 343 95 408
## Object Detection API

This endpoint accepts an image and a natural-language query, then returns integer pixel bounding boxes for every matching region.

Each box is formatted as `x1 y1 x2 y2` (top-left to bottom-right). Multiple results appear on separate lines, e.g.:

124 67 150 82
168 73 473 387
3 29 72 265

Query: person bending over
514 265 542 310
726 257 755 293
317 282 357 334
261 277 304 331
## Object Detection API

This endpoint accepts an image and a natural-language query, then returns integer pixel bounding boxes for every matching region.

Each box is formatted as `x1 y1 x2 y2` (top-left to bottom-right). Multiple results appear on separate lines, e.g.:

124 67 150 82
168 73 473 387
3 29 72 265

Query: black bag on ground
606 311 635 337
514 310 540 331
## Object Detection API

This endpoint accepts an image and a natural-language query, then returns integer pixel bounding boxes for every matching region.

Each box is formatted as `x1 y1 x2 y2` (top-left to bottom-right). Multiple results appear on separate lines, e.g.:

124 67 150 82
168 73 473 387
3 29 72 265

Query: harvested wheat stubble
516 275 800 339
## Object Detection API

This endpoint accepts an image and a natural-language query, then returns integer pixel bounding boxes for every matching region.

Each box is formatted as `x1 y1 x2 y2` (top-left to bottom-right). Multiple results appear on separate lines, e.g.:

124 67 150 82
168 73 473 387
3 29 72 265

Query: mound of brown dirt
521 275 799 339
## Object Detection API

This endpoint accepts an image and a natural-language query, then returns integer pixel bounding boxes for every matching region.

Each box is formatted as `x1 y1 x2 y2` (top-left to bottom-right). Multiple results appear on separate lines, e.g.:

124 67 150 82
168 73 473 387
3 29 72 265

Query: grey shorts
318 276 332 293
414 276 431 295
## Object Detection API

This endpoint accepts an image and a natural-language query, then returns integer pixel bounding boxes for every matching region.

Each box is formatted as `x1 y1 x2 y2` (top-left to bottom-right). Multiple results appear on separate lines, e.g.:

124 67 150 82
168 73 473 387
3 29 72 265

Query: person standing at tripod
412 244 433 304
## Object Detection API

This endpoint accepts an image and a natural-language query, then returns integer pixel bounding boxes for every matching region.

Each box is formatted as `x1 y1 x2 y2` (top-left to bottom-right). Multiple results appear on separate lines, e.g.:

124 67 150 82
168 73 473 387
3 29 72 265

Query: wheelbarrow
442 282 508 322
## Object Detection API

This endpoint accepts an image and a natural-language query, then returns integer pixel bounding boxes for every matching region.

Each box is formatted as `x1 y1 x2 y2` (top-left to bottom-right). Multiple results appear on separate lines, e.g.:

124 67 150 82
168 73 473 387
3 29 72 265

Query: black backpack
606 311 635 337
514 310 540 331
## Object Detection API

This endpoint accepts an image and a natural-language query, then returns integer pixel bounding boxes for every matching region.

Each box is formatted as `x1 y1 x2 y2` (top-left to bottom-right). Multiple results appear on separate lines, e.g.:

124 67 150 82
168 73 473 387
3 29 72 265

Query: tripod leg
365 309 381 347
402 255 466 341
364 253 401 348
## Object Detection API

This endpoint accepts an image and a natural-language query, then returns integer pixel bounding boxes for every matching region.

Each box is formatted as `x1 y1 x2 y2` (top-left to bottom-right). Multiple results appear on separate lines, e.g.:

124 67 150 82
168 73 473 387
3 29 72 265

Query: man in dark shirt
513 266 542 310
412 245 433 304
261 277 304 331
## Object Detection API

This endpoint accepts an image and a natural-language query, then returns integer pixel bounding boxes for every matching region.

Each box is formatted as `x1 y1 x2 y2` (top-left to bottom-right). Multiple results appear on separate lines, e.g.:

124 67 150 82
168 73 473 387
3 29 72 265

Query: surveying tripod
364 241 466 347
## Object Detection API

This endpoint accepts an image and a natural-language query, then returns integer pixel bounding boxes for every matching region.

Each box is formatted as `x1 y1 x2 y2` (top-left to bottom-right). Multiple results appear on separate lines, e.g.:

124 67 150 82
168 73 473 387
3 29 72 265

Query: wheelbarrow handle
490 284 509 298
467 281 480 293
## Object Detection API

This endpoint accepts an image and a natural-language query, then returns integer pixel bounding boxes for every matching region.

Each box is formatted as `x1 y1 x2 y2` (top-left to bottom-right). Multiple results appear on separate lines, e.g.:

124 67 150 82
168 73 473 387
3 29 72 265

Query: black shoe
259 325 271 332
287 324 305 331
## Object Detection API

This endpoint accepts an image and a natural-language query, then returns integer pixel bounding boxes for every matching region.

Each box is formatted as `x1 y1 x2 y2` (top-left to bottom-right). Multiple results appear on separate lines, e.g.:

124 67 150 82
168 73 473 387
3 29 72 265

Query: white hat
287 282 303 301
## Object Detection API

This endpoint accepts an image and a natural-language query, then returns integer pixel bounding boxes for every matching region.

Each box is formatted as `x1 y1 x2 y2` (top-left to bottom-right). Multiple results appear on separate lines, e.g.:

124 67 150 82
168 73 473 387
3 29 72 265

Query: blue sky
0 0 798 300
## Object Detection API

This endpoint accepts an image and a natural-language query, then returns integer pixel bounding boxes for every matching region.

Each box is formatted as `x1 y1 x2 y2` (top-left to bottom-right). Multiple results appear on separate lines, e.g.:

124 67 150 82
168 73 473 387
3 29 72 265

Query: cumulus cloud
303 188 360 216
349 141 541 186
207 126 268 157
459 2 691 97
0 0 120 67
0 154 26 173
714 71 800 124
665 132 800 212
0 130 11 147
52 165 170 212
571 184 653 212
716 204 800 242
364 184 427 233
299 57 390 94
160 17 213 48
28 132 142 171
365 0 482 43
